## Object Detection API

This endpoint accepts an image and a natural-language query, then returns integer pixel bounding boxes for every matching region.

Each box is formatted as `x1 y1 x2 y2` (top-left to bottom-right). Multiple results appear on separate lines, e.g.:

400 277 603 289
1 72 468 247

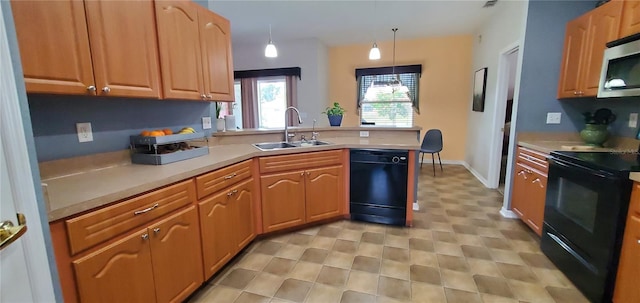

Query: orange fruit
162 128 173 135
140 130 151 136
149 130 165 136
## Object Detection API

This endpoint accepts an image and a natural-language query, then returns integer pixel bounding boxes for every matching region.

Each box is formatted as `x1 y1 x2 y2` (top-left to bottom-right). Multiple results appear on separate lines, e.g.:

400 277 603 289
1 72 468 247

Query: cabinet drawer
66 179 196 255
259 150 342 174
517 146 549 173
196 160 252 200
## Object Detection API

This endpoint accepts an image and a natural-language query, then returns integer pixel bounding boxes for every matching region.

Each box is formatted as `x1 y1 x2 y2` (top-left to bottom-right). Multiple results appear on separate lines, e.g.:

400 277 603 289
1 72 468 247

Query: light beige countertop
212 126 422 136
631 172 640 183
42 137 420 222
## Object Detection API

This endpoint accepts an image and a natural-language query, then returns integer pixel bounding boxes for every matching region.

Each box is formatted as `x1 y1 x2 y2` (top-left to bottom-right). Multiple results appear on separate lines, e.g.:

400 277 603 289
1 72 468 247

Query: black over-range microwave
599 33 640 98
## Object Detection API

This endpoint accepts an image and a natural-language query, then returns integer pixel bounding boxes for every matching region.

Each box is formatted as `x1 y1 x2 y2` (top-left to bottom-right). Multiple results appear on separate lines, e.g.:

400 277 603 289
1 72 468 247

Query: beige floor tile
434 241 464 257
436 254 469 272
338 229 364 241
300 248 329 264
235 291 270 303
530 268 574 288
383 246 410 262
275 244 305 260
253 241 283 255
263 257 296 276
411 282 446 303
287 261 322 282
340 290 376 303
297 226 320 236
189 285 241 303
545 286 590 303
244 272 285 298
480 294 520 303
461 245 492 260
455 234 483 246
288 233 314 246
377 296 408 303
433 231 458 243
507 280 555 303
440 269 477 293
444 288 482 303
356 242 384 258
316 265 349 287
409 228 432 240
236 253 273 271
466 259 503 278
325 251 356 269
378 276 411 301
308 235 336 250
409 264 441 285
219 268 258 290
273 278 312 302
385 234 410 249
473 275 514 299
269 234 291 244
381 259 411 281
410 250 439 267
496 262 538 283
346 270 379 294
488 249 525 265
306 283 343 303
352 255 381 273
334 239 359 254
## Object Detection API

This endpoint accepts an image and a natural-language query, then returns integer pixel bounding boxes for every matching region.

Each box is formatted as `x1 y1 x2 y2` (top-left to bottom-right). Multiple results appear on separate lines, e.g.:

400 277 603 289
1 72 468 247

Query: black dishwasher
350 149 408 226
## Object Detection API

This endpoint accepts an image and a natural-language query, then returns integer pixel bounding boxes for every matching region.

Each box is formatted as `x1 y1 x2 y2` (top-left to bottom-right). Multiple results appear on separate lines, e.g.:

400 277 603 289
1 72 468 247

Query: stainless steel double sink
252 140 331 151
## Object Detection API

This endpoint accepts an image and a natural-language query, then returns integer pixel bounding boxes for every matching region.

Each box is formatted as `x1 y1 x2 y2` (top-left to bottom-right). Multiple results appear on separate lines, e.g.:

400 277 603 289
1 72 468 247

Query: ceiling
209 0 503 46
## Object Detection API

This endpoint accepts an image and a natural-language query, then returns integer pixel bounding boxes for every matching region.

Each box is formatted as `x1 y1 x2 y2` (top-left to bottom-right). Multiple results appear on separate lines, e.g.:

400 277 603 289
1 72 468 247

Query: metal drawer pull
153 228 160 234
224 173 237 179
517 170 528 179
134 203 159 215
141 233 149 240
637 240 640 244
532 178 544 188
232 189 238 193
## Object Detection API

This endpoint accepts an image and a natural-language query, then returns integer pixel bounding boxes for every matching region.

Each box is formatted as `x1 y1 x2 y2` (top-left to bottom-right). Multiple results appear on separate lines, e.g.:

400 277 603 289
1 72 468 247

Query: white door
0 2 56 302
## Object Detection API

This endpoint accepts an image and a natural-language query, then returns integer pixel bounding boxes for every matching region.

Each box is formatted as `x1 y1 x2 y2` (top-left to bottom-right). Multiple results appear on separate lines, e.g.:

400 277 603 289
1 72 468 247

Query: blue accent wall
517 0 640 138
28 95 215 161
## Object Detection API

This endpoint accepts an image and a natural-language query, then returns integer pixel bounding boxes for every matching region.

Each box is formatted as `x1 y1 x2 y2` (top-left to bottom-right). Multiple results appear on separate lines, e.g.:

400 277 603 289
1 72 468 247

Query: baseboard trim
462 162 491 188
499 207 519 219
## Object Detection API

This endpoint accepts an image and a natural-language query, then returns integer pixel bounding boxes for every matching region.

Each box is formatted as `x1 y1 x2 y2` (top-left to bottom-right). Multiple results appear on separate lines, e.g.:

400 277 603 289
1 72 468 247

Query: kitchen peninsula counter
42 134 420 222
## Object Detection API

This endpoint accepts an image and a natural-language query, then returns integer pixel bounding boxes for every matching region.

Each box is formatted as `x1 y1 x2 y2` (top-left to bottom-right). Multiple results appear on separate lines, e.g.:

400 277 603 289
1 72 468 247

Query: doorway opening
498 49 518 194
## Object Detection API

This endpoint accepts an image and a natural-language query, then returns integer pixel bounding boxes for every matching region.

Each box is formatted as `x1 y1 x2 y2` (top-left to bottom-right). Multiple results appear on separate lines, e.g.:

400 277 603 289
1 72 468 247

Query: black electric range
542 150 639 303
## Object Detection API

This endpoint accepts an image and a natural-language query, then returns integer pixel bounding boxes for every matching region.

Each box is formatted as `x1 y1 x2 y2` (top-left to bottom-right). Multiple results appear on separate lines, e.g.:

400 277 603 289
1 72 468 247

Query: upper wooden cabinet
10 0 162 98
620 0 640 37
557 0 623 99
155 0 235 101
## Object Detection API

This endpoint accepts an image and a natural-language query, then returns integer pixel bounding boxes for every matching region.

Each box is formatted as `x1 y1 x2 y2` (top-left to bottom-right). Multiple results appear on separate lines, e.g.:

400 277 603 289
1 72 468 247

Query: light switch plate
546 112 562 124
629 113 638 128
360 131 370 138
202 116 212 130
76 122 93 142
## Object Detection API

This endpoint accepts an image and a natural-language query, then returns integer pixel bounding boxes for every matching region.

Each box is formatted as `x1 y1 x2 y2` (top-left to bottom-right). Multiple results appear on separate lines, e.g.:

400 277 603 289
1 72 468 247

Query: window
234 67 300 129
356 65 422 127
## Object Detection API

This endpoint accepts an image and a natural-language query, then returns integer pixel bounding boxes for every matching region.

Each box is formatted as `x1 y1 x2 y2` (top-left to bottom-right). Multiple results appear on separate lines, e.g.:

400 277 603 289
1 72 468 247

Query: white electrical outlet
546 112 562 124
76 122 93 142
360 131 369 138
629 113 638 128
202 116 212 129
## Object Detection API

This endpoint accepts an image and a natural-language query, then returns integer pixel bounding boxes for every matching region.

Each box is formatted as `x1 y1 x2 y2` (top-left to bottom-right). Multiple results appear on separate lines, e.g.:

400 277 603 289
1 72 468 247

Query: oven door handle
549 158 619 181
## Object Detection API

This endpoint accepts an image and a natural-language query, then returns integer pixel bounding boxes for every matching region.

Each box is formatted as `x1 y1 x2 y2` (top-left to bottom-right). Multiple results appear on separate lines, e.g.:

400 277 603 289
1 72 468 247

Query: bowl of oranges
131 127 202 145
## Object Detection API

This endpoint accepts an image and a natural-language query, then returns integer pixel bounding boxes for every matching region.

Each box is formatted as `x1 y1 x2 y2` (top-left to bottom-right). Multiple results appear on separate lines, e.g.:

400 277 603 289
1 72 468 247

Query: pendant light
390 28 410 97
368 0 380 60
265 24 278 58
364 28 411 101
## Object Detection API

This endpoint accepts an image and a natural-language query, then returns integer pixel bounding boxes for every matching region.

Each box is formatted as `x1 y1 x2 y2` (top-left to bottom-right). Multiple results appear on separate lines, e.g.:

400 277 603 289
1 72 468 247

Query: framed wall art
472 67 487 112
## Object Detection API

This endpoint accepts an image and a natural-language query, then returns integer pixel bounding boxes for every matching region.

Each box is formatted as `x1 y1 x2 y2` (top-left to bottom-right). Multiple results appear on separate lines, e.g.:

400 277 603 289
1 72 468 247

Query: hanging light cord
392 28 398 77
269 24 273 42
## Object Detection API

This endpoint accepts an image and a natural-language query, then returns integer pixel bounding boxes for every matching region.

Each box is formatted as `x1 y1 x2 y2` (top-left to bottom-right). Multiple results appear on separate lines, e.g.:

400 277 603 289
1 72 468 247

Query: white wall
464 0 528 186
232 38 329 127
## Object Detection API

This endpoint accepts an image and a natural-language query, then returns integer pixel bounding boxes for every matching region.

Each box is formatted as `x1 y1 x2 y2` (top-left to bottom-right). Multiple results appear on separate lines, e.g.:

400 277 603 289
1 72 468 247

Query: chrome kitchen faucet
284 106 302 143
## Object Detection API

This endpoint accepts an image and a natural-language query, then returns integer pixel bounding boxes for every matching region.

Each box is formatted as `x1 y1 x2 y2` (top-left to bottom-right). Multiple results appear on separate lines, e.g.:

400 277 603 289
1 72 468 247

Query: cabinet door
581 0 623 96
261 170 306 233
510 163 529 220
199 9 235 101
155 0 204 100
614 184 640 303
73 228 156 303
85 0 162 98
305 165 343 223
199 190 234 279
149 206 203 303
526 171 547 236
231 179 256 252
557 14 590 99
620 0 640 38
10 0 95 95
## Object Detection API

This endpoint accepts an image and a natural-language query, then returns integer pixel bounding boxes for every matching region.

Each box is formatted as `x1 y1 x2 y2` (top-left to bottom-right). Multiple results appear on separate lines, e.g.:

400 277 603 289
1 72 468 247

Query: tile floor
188 165 589 303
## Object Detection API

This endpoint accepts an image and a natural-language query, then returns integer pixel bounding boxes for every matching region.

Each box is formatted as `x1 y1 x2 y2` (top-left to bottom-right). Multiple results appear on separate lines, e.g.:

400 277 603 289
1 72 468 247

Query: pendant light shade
265 25 277 58
369 42 381 60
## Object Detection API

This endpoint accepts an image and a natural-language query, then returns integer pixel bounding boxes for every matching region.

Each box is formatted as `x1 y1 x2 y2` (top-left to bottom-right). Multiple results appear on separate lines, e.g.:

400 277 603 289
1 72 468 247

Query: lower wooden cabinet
614 182 640 303
261 165 344 233
510 147 549 236
73 206 203 303
199 178 255 279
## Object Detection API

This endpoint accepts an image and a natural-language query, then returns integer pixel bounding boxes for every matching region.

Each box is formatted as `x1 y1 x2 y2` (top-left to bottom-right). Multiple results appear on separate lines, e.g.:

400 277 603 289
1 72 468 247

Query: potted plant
215 102 225 131
323 102 346 127
581 108 616 146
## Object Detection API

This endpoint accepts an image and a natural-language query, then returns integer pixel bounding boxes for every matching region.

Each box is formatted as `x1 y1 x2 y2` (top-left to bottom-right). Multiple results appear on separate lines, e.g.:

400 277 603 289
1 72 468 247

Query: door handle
0 213 27 251
532 178 544 188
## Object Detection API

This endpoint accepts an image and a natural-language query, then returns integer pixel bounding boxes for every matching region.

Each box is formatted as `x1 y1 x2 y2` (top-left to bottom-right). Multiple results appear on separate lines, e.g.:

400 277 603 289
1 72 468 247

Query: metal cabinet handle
300 172 304 176
206 94 212 99
102 87 110 93
637 240 640 244
573 91 579 95
0 213 27 251
227 192 233 196
153 228 160 234
306 171 310 176
134 203 159 215
141 233 149 240
532 178 544 188
87 85 96 92
517 170 528 179
224 173 237 180
201 94 207 99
